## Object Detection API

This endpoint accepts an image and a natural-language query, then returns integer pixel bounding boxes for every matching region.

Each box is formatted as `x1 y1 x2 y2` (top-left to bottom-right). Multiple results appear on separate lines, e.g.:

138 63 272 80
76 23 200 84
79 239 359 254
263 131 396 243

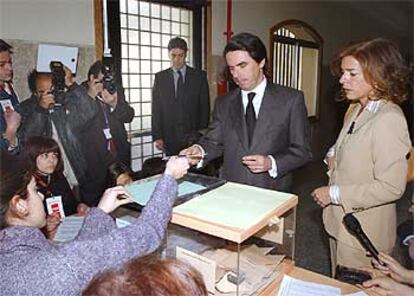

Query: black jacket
152 66 210 155
19 84 98 185
77 83 134 206
35 173 78 216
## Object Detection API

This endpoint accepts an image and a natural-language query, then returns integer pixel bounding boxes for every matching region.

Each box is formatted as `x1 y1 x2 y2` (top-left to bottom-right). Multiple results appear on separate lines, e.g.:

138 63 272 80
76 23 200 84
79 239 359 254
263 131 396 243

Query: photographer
79 61 134 206
0 39 21 155
19 66 98 192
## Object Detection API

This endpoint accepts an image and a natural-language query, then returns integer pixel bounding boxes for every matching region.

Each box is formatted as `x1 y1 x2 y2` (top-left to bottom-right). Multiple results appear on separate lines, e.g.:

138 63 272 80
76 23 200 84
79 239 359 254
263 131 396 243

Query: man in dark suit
181 33 311 191
152 37 210 156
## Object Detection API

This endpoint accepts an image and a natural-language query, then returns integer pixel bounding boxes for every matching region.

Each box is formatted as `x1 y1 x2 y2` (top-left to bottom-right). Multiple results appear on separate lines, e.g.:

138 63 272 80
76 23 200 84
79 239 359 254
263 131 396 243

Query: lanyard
34 173 53 198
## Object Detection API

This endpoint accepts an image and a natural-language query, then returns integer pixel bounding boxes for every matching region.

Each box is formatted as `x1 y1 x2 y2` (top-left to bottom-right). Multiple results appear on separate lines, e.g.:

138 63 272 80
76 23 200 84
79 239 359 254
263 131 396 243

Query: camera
102 64 116 94
49 61 66 95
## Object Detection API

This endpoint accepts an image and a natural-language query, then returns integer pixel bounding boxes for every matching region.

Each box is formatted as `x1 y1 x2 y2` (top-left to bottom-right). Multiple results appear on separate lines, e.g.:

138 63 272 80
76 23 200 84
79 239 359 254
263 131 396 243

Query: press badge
103 128 112 139
0 99 14 112
46 195 65 220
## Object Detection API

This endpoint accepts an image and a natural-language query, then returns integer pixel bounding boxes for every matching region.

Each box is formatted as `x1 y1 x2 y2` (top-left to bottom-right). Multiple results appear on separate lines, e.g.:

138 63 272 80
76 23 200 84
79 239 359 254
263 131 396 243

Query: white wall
212 0 412 64
0 0 96 99
0 0 94 46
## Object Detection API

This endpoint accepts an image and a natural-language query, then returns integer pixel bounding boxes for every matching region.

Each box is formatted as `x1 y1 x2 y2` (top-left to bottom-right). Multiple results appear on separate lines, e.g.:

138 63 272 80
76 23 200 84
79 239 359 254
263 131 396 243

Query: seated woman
24 136 79 216
106 161 134 187
0 153 189 295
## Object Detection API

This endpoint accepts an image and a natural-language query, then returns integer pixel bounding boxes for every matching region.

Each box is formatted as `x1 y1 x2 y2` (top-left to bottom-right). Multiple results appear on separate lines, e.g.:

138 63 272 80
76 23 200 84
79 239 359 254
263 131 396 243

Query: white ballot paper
53 216 84 243
278 275 341 296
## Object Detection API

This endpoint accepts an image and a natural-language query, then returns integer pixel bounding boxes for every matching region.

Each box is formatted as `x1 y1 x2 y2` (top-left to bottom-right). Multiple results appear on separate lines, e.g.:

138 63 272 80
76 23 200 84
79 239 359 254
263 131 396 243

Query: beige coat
323 100 411 254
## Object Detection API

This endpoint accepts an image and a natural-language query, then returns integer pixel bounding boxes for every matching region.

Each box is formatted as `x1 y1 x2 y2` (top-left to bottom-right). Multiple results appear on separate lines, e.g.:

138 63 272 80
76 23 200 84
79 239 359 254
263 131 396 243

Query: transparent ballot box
166 181 297 296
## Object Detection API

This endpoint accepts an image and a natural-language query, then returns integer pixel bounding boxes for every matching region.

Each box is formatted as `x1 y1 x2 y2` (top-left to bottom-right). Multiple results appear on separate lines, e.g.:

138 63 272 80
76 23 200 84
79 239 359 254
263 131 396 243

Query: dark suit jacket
199 82 312 191
152 66 210 155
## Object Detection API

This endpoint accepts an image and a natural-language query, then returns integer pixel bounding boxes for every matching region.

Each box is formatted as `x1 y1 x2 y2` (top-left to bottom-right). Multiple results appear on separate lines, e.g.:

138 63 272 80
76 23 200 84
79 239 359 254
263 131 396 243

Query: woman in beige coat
312 38 411 276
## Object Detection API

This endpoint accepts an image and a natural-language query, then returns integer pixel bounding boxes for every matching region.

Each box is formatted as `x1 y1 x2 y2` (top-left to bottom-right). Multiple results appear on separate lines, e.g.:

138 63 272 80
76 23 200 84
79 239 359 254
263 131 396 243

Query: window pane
119 0 126 13
151 61 161 73
141 75 151 88
162 34 171 47
124 89 130 100
142 88 152 101
129 60 140 73
131 118 142 130
142 102 151 115
151 19 160 32
162 20 170 34
181 24 189 36
161 49 169 61
132 146 141 159
122 74 129 87
128 45 139 59
130 75 140 87
127 0 138 14
139 1 150 16
140 60 151 73
121 29 128 43
161 6 170 19
128 15 138 29
120 13 127 27
141 46 151 59
132 159 142 171
140 17 150 31
152 47 161 60
140 31 150 45
142 118 151 130
143 144 151 156
130 88 140 102
128 30 139 44
181 10 189 23
151 33 161 46
121 44 128 57
131 102 141 116
171 8 180 22
151 3 160 18
172 22 180 35
121 59 128 73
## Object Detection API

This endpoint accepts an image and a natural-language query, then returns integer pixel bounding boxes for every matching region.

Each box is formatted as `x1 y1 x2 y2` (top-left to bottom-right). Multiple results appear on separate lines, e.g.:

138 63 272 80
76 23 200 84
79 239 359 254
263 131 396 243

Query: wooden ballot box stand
167 181 298 295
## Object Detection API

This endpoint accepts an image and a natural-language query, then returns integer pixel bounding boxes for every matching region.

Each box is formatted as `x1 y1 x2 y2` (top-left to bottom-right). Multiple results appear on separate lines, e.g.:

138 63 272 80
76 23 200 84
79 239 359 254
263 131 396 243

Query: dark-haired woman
24 136 79 216
311 38 411 274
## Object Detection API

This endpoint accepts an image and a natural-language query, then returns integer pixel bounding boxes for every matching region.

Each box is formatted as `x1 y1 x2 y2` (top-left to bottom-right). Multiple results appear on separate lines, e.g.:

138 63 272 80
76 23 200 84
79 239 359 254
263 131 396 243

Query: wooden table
259 260 380 295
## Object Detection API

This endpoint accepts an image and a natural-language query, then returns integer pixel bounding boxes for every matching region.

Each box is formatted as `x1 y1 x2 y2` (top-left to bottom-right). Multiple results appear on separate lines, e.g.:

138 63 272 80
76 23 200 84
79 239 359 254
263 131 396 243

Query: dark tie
176 70 184 99
246 92 256 146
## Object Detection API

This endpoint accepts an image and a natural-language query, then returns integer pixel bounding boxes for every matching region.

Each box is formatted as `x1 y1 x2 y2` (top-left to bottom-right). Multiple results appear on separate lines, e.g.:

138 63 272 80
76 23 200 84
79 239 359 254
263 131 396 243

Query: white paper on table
344 292 368 296
37 44 79 73
277 275 341 296
53 216 84 242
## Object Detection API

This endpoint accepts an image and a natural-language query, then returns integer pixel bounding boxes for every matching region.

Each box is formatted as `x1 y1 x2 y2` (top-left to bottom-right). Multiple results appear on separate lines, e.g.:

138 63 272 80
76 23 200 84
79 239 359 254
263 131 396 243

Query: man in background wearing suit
181 33 311 191
152 37 210 156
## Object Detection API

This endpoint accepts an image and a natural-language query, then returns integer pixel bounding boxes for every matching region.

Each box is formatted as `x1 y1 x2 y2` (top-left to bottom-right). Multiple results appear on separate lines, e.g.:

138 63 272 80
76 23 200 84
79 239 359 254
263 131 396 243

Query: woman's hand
97 186 133 214
372 252 414 285
164 156 190 179
326 155 336 171
45 213 61 239
363 275 414 296
311 186 331 208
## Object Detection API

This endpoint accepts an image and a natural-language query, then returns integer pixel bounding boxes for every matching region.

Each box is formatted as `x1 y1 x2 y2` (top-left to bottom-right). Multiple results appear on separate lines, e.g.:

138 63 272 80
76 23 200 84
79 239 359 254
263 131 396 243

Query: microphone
347 121 355 134
343 213 385 265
